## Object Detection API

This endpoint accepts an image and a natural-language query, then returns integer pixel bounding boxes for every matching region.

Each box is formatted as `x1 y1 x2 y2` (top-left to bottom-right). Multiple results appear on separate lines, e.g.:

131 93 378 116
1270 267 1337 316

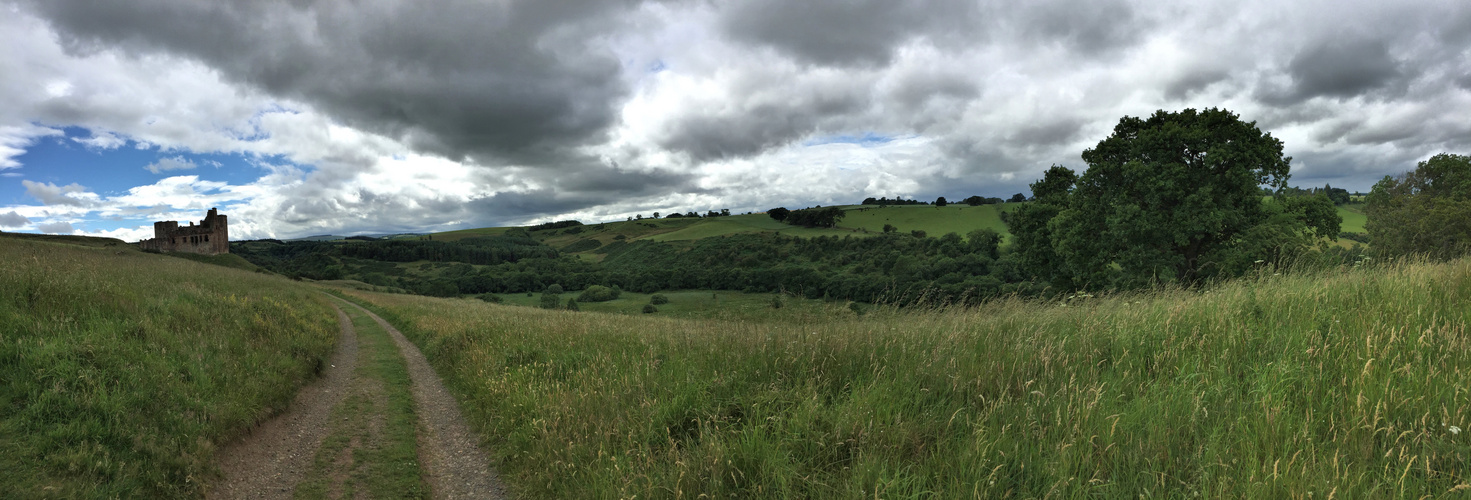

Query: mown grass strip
343 258 1471 498
295 300 427 499
0 236 337 498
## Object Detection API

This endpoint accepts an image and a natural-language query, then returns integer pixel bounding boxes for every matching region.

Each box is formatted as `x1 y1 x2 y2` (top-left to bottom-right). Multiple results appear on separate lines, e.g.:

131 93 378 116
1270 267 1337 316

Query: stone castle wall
138 208 230 255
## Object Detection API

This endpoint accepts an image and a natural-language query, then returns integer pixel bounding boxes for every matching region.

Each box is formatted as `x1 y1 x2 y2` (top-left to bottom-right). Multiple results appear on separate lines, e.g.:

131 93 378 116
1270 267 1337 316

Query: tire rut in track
210 299 507 499
209 304 359 500
344 301 508 500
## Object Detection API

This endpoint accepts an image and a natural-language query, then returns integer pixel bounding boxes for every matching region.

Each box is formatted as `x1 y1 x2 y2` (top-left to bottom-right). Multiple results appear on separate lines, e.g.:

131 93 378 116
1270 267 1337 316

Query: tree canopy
1022 108 1323 289
1367 153 1471 258
1007 165 1078 289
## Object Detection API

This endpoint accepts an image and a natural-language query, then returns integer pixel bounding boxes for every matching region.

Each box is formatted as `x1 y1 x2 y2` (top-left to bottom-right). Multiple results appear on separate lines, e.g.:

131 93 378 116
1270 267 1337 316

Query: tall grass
0 237 337 498
345 257 1471 498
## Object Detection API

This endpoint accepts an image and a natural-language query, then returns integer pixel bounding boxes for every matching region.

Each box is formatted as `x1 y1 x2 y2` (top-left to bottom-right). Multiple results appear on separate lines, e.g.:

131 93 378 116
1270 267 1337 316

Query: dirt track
208 300 506 499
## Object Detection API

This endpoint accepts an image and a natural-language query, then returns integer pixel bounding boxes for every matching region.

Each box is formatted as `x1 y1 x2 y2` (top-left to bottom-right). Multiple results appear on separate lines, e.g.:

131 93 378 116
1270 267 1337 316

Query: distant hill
0 231 128 248
432 204 1022 256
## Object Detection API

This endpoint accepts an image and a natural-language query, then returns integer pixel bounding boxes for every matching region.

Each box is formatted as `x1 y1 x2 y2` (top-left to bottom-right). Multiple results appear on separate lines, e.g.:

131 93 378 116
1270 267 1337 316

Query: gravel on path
347 302 509 500
208 303 360 500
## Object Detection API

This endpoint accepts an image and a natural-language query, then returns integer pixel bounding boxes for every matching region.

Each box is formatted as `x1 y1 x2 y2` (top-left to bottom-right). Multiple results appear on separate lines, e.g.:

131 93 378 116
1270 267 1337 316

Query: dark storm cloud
23 0 633 164
554 164 703 196
720 0 979 66
1009 119 1086 148
719 0 1144 68
464 169 702 227
1164 69 1231 101
1285 149 1428 191
463 164 703 225
1008 0 1146 56
1259 38 1405 105
656 78 869 161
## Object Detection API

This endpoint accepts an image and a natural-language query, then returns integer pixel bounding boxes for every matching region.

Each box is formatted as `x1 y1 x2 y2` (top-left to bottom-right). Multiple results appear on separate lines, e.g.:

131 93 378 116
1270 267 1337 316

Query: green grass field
838 204 1017 240
343 257 1471 498
1339 203 1368 234
0 234 338 497
155 250 265 272
490 289 870 323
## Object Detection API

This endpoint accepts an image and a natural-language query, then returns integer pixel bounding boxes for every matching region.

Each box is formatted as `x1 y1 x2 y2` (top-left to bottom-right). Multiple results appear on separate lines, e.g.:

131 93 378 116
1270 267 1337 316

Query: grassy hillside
440 201 1360 254
0 235 338 497
434 203 1021 253
1339 203 1368 234
492 289 864 323
343 257 1471 498
838 204 1016 241
154 250 265 272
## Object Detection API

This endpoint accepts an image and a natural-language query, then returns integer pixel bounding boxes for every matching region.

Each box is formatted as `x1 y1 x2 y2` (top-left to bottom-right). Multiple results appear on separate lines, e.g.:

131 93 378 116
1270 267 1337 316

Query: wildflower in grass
1451 426 1461 435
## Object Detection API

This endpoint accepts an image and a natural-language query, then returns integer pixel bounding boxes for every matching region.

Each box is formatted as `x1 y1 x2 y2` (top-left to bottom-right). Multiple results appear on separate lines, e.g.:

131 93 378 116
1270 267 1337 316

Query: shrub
540 293 561 309
565 298 580 311
578 285 621 302
641 304 657 314
770 295 784 309
545 284 564 294
649 293 669 305
477 293 502 303
561 239 602 253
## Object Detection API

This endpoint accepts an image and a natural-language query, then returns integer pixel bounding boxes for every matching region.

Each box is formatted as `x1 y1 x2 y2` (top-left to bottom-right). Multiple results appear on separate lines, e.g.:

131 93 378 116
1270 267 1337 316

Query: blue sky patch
803 132 898 147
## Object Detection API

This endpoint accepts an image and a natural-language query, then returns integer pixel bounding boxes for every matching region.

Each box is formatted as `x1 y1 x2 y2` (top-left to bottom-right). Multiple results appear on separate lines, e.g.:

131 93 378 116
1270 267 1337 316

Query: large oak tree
1049 108 1298 288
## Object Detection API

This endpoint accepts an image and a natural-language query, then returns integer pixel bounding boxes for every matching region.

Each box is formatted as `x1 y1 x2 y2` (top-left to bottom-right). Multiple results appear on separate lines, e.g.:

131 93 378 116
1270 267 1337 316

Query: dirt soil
208 300 507 499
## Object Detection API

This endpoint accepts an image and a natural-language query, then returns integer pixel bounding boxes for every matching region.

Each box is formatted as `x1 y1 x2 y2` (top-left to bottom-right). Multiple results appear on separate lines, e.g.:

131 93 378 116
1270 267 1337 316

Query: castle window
204 235 209 242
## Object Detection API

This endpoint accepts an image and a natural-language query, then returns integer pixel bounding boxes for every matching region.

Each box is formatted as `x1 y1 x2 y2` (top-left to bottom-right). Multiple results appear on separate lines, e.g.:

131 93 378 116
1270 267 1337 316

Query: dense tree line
594 230 1032 304
861 197 928 205
336 236 557 265
234 227 1036 306
1367 153 1471 258
961 195 1005 206
781 206 845 228
528 220 584 231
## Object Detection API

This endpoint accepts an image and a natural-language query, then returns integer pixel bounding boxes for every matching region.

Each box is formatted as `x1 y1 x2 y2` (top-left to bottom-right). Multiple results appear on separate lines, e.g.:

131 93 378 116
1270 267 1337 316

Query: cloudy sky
1 0 1468 241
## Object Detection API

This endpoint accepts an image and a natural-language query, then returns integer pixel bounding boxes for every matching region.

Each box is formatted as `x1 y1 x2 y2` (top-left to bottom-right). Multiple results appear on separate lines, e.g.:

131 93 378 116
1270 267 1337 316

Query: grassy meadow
0 235 338 498
493 289 868 323
342 258 1471 498
1339 203 1368 234
838 204 1017 241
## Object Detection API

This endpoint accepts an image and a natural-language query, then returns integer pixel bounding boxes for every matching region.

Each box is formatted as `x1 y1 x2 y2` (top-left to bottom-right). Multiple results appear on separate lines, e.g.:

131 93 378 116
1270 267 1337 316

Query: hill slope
0 234 338 497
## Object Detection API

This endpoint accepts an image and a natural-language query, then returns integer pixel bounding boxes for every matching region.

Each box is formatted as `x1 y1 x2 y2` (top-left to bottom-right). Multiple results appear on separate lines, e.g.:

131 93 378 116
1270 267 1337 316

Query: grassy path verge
210 305 360 499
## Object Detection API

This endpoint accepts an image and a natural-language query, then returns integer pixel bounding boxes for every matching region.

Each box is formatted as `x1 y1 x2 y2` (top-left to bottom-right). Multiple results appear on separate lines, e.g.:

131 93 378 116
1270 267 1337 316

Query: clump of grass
0 237 337 497
344 257 1471 498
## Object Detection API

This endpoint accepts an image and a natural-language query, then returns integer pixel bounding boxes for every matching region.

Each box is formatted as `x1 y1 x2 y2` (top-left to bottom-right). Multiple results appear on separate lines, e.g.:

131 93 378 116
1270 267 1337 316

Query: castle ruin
138 208 229 255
